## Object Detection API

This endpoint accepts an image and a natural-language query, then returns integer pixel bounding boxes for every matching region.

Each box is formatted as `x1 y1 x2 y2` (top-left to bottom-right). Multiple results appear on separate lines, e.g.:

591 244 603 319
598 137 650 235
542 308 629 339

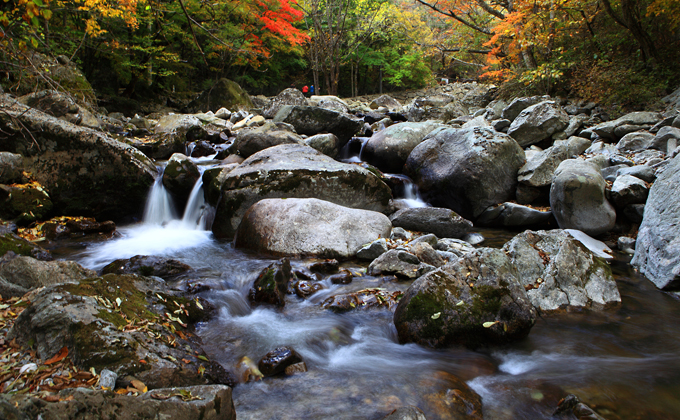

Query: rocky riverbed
1 80 680 419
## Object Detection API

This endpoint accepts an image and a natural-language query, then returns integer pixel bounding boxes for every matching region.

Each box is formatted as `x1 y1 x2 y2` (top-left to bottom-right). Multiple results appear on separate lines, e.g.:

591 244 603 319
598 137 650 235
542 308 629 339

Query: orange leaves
44 346 68 365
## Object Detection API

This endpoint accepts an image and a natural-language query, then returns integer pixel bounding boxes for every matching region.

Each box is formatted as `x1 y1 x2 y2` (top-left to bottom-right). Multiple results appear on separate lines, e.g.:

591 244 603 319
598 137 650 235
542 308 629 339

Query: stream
47 154 680 420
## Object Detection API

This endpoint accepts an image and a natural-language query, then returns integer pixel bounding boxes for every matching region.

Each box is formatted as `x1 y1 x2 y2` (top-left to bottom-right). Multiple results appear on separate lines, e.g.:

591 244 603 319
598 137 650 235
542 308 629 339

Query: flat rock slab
234 198 392 258
389 207 472 239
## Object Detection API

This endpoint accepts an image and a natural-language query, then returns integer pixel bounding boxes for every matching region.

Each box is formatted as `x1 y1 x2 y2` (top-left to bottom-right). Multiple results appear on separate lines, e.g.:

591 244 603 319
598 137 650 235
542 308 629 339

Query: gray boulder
231 121 302 158
405 126 525 220
362 121 445 173
367 249 434 279
262 88 308 118
632 155 680 289
211 144 392 238
616 165 655 183
356 238 389 261
309 95 350 113
591 112 662 141
651 126 680 153
273 105 362 144
0 95 156 220
393 248 536 349
162 153 200 206
476 202 553 227
517 142 569 187
19 90 101 129
501 96 548 121
303 133 341 158
0 255 95 298
101 255 191 279
616 132 655 153
0 152 24 184
550 159 616 236
370 95 402 112
234 198 392 258
610 174 648 208
389 207 472 239
507 101 570 147
185 78 254 113
503 230 620 312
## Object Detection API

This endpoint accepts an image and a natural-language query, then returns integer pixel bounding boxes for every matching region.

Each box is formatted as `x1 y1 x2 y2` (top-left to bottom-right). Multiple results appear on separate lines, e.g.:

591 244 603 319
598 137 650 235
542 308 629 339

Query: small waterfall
143 170 177 225
339 137 369 163
181 171 214 230
389 174 428 208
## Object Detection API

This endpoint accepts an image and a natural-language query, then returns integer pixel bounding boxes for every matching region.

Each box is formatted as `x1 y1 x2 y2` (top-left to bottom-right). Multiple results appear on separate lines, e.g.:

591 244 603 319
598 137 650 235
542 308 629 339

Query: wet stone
258 346 303 377
284 362 308 376
322 289 404 312
328 272 353 285
293 279 323 298
308 259 339 274
249 258 293 307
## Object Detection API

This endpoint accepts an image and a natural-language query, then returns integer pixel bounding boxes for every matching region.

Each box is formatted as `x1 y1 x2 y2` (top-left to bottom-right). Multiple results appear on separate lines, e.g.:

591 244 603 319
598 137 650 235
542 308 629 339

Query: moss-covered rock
249 259 293 307
8 274 230 389
0 183 53 225
0 232 51 260
185 78 254 113
393 248 536 349
162 153 200 209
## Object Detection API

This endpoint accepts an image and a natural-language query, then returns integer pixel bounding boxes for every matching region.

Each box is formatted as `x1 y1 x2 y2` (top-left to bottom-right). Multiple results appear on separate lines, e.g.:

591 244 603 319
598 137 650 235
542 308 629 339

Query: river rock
19 90 101 129
309 95 350 113
262 88 308 118
476 202 553 227
616 164 655 183
436 238 475 257
231 121 303 158
0 152 25 184
393 248 536 349
503 230 620 312
292 279 323 297
0 182 53 224
249 258 293 307
303 133 341 158
9 385 235 420
185 78 254 113
517 141 569 187
356 238 389 261
0 255 94 298
273 105 363 144
382 406 427 420
389 207 472 239
0 232 52 261
7 274 225 389
549 159 616 236
590 111 662 141
405 126 525 220
616 132 655 153
610 174 648 208
102 255 191 279
409 242 447 267
0 95 156 220
234 198 392 258
322 288 403 312
162 153 200 207
501 96 547 121
507 101 570 146
258 346 303 376
632 155 680 289
190 140 216 157
211 144 392 238
368 249 434 279
362 121 444 173
370 95 402 112
651 126 680 153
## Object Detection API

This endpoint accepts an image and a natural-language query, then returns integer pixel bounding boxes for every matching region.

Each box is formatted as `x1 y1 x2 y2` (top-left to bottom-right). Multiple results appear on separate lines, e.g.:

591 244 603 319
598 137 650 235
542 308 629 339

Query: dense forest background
1 0 679 112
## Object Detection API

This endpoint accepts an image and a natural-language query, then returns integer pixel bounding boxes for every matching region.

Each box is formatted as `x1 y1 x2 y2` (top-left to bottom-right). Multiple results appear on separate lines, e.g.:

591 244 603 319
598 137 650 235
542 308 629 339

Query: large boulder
234 198 392 258
632 155 680 289
162 153 200 208
507 101 570 147
0 255 95 298
405 126 525 220
230 121 303 158
0 95 156 221
262 88 308 118
501 96 548 121
0 182 53 225
549 159 616 236
18 90 101 129
393 248 537 349
308 95 350 113
211 144 393 238
503 230 620 312
101 255 191 279
517 141 570 187
590 111 662 141
273 105 363 144
185 78 254 113
367 249 435 279
389 207 472 239
476 202 553 228
362 121 445 173
8 274 227 389
370 95 402 112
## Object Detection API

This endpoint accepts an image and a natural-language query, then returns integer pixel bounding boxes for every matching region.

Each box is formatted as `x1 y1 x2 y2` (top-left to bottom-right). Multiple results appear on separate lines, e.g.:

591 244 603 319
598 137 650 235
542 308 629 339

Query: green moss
138 265 154 276
71 322 148 375
471 285 506 318
0 233 35 256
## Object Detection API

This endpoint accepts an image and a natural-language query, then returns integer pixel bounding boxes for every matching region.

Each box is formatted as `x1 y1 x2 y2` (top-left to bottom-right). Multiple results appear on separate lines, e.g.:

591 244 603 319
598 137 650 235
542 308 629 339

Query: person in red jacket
302 85 309 96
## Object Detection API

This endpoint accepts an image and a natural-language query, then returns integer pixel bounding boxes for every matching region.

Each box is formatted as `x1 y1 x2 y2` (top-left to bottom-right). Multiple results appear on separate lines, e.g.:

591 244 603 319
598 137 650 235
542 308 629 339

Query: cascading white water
390 174 428 208
181 168 215 230
143 171 177 224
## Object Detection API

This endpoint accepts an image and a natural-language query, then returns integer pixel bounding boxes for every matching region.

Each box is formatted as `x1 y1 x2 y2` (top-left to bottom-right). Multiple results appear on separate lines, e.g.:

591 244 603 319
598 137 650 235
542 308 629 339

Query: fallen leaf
130 379 147 393
483 321 500 328
431 312 441 320
44 347 68 365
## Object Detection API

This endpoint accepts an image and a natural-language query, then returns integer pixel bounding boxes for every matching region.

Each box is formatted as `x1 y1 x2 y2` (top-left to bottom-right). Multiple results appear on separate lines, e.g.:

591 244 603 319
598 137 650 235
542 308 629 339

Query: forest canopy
1 0 678 110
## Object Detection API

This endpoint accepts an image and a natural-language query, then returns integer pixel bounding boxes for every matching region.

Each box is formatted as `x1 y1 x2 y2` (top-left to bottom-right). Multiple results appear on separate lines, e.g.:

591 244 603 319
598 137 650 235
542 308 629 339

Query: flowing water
53 159 680 420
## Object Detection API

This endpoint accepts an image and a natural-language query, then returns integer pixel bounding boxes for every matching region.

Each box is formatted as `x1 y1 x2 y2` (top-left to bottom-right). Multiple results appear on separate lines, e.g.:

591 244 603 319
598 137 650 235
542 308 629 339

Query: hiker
302 85 309 96
310 85 315 95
